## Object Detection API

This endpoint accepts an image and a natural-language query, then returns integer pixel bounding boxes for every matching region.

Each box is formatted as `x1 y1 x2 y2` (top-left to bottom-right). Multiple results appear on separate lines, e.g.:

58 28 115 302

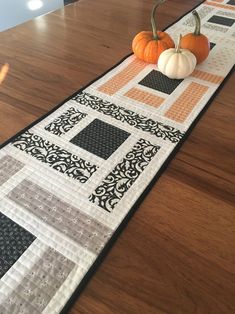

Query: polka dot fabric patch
210 42 216 49
0 212 35 278
208 15 235 26
139 70 184 95
70 119 130 159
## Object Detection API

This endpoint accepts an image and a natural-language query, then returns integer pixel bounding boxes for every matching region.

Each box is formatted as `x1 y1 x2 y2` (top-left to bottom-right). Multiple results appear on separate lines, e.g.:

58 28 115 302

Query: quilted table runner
0 1 234 313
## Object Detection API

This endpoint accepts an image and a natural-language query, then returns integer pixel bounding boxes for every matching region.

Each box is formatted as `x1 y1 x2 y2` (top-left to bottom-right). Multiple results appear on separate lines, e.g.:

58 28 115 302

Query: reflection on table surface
0 0 65 31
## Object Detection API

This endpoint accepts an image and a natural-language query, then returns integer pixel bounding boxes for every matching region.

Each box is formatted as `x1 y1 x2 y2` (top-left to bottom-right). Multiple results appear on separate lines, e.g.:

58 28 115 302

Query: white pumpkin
158 35 196 79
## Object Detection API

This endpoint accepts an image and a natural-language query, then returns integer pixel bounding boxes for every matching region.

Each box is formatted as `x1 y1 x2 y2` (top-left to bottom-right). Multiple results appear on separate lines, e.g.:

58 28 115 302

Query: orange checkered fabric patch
98 59 146 95
124 88 165 108
192 69 224 84
165 82 209 123
205 1 235 11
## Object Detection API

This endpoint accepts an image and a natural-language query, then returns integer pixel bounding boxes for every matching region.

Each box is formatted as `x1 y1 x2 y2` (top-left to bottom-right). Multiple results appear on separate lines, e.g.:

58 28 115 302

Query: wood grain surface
0 0 234 313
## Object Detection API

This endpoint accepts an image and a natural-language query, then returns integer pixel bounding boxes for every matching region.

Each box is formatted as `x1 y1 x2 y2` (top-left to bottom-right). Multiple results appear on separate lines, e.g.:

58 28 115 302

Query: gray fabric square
227 0 235 5
70 119 130 159
139 70 183 95
208 15 235 27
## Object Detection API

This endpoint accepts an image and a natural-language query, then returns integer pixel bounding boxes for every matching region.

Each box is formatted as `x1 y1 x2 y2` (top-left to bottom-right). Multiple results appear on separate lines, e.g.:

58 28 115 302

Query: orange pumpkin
132 0 174 64
181 10 210 64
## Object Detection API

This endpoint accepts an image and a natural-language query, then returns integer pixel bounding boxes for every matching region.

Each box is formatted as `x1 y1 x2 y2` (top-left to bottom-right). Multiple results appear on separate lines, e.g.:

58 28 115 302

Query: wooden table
0 0 234 313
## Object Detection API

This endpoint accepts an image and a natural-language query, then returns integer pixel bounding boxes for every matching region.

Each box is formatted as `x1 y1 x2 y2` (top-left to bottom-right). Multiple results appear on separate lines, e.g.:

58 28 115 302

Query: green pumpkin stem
192 10 201 35
176 34 182 53
151 0 165 40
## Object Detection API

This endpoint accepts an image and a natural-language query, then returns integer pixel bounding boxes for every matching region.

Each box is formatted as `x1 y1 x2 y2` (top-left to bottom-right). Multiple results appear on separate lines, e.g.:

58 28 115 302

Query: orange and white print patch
192 69 224 84
124 87 165 108
98 59 146 95
165 82 209 123
205 1 235 11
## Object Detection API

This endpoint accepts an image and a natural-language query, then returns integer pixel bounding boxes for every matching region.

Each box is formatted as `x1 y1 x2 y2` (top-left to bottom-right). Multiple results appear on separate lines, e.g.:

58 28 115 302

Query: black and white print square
207 15 235 27
139 70 183 95
70 119 130 159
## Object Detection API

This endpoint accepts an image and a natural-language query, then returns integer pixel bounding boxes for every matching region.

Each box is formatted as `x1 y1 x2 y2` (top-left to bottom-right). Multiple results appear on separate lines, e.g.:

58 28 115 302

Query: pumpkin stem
176 34 182 53
192 10 201 35
151 0 165 40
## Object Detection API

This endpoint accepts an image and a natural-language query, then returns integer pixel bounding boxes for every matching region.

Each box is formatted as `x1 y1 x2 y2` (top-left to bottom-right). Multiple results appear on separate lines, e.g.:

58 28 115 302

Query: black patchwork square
70 119 130 159
139 70 183 95
227 0 235 5
207 15 235 27
0 212 35 278
210 42 216 50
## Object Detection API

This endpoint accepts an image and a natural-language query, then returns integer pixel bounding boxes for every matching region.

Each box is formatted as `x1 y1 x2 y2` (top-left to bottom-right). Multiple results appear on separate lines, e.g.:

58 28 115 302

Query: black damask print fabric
0 212 35 278
72 92 184 143
11 131 98 183
45 107 87 136
89 138 160 212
